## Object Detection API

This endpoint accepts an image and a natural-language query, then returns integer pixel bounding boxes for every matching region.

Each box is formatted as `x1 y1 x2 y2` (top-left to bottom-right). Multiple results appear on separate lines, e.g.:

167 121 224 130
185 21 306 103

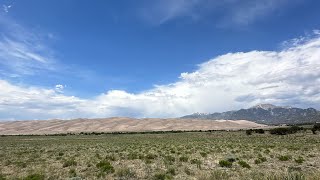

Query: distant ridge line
181 104 320 125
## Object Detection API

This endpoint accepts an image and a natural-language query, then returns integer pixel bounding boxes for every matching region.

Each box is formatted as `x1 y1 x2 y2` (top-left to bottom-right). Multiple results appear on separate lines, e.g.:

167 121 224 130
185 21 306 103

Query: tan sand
0 118 267 135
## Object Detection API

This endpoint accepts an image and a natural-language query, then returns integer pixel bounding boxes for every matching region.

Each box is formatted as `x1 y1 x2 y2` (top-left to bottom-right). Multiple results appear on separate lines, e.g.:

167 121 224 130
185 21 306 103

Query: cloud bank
0 32 320 120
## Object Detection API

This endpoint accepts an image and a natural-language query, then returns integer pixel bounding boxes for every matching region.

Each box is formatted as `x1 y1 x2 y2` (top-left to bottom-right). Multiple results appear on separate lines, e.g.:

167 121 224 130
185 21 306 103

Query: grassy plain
0 131 320 180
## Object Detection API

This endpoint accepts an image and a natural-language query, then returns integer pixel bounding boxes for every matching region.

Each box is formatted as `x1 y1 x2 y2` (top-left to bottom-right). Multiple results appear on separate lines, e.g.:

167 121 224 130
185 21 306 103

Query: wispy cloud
139 0 300 26
2 4 12 13
222 0 290 26
140 0 202 25
0 16 56 76
0 14 121 95
0 31 319 120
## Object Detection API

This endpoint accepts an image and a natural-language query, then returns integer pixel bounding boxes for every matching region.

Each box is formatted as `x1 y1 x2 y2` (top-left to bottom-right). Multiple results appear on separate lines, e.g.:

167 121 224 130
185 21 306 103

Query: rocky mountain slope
181 104 320 125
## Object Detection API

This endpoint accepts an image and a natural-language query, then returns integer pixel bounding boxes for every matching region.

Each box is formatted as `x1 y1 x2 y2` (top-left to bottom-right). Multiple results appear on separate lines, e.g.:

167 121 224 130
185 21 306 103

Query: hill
0 118 265 135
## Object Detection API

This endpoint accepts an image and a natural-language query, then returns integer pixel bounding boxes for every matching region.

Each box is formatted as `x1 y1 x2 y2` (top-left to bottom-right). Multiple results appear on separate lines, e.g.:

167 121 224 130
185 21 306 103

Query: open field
0 118 265 135
1 130 320 180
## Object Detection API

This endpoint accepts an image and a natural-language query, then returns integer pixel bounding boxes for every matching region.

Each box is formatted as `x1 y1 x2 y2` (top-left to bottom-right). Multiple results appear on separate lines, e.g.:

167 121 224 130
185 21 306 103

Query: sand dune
0 118 266 135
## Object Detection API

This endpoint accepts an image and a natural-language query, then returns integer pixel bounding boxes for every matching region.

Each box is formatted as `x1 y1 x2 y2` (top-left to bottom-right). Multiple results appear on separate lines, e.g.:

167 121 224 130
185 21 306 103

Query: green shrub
69 168 77 177
238 160 251 168
200 152 207 157
191 158 202 168
184 167 193 175
24 173 45 180
219 160 232 168
254 159 261 164
294 157 305 164
58 152 64 156
153 173 172 180
63 159 77 167
164 155 175 163
96 160 115 174
166 167 176 176
0 174 6 180
258 157 267 162
278 155 291 161
179 156 188 162
146 153 157 160
127 153 138 160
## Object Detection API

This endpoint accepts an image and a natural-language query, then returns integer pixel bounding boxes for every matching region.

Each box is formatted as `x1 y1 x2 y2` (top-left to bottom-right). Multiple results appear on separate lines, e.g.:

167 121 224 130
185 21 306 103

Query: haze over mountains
181 104 320 125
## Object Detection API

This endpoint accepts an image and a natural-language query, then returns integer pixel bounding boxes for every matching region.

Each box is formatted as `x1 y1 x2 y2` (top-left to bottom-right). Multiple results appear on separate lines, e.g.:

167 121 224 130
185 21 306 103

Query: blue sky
0 0 320 120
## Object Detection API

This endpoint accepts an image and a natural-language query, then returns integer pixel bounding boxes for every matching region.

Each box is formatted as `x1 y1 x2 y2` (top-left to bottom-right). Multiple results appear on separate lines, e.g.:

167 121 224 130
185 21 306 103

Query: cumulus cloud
0 32 320 120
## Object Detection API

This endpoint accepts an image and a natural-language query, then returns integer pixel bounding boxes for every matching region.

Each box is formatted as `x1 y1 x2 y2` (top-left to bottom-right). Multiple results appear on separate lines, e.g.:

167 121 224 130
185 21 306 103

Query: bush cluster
219 160 233 168
238 160 251 169
96 160 115 174
246 129 265 135
269 126 303 135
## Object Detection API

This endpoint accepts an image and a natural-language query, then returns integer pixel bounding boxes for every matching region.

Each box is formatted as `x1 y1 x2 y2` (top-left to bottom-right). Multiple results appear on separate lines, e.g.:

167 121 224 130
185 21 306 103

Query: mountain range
181 104 320 125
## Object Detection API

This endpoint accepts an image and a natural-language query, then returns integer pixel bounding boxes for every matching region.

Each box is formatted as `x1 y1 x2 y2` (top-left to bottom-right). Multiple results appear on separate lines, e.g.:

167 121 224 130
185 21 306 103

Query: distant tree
311 123 320 134
269 126 303 135
254 129 265 134
246 129 253 135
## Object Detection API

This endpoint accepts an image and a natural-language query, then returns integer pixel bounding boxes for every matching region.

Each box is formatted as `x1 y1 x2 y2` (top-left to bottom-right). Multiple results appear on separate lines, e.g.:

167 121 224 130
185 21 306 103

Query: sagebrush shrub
179 156 188 162
219 160 232 168
294 157 304 164
278 155 291 161
63 159 77 167
24 173 45 180
238 160 251 168
166 167 176 175
96 160 114 174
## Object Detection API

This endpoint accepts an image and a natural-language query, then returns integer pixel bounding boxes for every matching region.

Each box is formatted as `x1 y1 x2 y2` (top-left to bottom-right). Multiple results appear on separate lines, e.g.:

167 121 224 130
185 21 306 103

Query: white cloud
0 16 56 76
55 84 65 92
0 32 320 120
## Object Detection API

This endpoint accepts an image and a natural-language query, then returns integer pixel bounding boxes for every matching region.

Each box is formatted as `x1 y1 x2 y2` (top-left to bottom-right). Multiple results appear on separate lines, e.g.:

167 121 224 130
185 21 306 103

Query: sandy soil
0 118 267 135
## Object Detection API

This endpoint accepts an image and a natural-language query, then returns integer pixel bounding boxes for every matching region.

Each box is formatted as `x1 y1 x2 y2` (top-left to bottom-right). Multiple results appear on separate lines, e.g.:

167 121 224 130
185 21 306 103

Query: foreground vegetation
1 129 320 179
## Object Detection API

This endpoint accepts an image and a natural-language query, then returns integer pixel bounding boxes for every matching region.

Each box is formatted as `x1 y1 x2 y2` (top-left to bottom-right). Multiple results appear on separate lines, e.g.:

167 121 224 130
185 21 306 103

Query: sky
0 0 320 120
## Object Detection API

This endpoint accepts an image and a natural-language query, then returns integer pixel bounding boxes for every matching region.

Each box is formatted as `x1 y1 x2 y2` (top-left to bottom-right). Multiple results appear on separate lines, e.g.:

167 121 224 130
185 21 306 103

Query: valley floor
0 131 320 179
